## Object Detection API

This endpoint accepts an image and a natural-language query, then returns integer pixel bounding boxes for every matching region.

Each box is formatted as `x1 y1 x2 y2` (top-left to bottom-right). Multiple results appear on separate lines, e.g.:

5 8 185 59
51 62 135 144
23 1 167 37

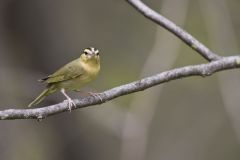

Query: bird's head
80 47 100 64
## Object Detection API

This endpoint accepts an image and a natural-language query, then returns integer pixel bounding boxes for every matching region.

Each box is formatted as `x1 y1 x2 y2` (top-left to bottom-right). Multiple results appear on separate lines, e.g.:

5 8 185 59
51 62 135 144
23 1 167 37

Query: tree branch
1 56 240 120
126 0 221 61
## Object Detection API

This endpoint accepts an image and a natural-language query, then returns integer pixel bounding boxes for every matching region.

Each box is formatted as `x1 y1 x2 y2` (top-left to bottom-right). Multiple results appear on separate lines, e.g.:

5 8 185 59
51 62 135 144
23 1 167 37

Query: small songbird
28 47 100 110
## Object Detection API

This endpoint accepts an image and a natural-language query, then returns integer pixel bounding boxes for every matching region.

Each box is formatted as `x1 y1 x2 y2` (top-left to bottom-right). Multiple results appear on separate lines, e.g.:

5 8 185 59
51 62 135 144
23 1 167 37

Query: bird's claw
64 98 77 112
88 92 103 102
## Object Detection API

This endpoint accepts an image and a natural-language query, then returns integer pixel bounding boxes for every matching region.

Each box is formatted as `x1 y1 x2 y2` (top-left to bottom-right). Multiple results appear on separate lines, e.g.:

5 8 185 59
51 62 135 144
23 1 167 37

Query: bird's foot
64 98 77 112
88 92 103 102
61 88 77 112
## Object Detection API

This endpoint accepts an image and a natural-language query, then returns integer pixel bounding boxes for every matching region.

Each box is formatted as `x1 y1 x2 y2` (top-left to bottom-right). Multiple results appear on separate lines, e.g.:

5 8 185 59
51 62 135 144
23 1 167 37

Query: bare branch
126 0 222 61
0 56 239 120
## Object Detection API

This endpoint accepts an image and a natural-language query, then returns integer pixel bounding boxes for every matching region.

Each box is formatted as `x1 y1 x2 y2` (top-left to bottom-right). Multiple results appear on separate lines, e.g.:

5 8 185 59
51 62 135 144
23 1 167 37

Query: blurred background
0 0 240 159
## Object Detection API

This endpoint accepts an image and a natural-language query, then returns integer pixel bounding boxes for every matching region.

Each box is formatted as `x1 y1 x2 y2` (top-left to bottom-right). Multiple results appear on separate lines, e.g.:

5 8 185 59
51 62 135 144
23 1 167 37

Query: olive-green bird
28 47 100 110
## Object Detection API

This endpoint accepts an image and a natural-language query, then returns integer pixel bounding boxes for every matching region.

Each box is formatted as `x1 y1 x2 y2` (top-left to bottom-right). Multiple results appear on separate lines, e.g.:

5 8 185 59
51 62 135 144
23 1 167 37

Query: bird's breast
60 62 100 90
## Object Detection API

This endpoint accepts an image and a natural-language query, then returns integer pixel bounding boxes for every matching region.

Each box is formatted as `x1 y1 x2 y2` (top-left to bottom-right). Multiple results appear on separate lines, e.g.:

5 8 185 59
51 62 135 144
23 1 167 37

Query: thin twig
0 56 239 120
126 0 222 61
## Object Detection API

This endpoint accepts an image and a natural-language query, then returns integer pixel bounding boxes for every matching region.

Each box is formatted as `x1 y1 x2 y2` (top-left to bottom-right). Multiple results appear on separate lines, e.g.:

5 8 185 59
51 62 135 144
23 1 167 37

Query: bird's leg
61 88 76 111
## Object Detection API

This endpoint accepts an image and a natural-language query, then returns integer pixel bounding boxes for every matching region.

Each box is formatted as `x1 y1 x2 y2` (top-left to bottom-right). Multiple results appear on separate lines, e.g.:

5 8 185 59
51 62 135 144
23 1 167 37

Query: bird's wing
39 59 84 84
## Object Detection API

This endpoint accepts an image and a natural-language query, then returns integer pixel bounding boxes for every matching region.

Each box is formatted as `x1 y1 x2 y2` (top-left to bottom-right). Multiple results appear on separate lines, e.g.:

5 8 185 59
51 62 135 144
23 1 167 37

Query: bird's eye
84 51 88 55
96 52 99 56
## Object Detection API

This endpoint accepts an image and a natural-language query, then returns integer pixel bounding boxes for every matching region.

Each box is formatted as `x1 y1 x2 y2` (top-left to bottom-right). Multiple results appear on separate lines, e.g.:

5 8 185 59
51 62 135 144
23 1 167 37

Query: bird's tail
28 86 56 107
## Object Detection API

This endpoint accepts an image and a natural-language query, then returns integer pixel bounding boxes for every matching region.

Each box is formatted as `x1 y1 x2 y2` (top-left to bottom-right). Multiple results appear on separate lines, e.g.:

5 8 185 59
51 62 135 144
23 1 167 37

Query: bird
28 47 100 110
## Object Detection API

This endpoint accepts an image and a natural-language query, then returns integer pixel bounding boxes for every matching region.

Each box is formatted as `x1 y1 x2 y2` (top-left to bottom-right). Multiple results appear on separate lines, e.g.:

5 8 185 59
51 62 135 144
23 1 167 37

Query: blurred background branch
199 0 240 142
120 0 189 159
126 0 221 61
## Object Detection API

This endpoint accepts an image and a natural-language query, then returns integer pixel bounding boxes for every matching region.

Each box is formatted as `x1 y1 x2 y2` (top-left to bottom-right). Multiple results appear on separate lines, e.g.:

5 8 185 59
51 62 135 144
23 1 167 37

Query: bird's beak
87 54 95 59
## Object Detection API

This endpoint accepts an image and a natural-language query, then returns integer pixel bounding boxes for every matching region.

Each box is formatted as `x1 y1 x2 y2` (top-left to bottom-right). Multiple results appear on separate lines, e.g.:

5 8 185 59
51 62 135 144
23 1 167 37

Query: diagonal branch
126 0 221 61
0 56 239 120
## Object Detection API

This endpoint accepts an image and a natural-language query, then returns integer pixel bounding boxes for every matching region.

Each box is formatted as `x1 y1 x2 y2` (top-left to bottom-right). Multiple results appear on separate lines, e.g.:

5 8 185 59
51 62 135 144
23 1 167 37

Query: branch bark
0 56 240 120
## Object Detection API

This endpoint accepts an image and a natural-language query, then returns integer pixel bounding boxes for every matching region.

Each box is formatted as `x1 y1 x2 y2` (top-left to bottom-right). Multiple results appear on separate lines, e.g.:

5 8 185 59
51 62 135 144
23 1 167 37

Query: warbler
28 47 100 110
